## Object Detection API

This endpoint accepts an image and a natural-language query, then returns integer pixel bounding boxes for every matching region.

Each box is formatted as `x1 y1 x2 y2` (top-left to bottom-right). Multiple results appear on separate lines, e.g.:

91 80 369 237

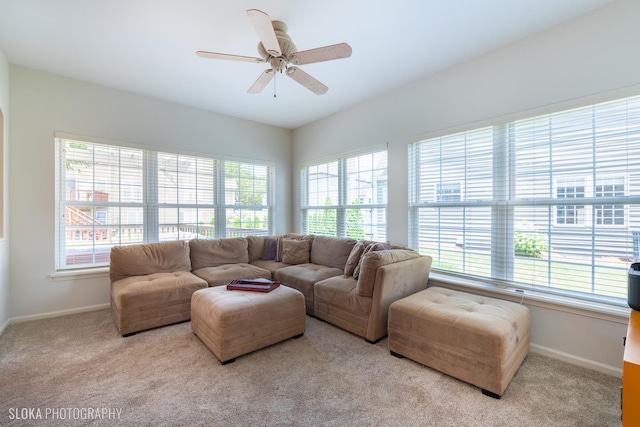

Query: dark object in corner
629 263 640 311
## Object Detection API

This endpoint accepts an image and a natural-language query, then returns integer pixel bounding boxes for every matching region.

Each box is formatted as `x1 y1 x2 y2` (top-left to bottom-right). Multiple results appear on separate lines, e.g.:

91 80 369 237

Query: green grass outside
425 247 627 300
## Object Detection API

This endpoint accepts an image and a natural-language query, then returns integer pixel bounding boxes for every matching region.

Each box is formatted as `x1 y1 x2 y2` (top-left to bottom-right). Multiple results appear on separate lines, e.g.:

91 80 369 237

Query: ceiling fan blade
247 9 281 57
286 66 328 95
196 51 265 63
290 43 352 65
248 69 275 94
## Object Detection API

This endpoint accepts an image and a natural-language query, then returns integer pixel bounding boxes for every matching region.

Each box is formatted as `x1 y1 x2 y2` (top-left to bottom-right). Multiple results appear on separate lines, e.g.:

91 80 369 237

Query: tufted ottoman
191 285 306 364
388 286 530 398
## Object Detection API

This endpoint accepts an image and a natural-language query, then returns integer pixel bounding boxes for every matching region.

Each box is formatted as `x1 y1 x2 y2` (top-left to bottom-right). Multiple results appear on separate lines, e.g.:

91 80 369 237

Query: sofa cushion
109 240 191 283
246 235 266 263
343 242 365 276
262 236 279 260
193 263 272 287
310 235 356 270
275 264 344 315
275 236 285 262
282 238 310 264
353 241 392 279
250 259 291 277
284 232 311 239
275 264 343 289
315 275 372 316
284 233 315 244
190 237 249 270
111 272 207 320
356 249 420 297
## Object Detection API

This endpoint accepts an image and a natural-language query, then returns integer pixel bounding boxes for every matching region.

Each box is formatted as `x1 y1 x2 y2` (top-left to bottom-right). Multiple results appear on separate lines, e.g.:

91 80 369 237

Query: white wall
0 48 9 333
292 0 640 373
8 65 292 320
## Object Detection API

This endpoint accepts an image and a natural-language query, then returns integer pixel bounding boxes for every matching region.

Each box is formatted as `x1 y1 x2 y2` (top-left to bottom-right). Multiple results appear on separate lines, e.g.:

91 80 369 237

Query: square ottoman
191 285 306 364
388 286 530 398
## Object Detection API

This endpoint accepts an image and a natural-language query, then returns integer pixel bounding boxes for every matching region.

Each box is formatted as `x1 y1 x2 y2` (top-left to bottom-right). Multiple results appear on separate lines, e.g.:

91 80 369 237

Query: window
301 149 387 240
595 176 625 226
55 137 274 270
436 183 462 202
409 95 640 303
556 178 585 225
224 161 272 237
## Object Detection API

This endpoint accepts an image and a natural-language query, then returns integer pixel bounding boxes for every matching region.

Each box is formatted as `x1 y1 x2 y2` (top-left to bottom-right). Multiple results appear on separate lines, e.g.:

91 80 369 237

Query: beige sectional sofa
109 234 432 341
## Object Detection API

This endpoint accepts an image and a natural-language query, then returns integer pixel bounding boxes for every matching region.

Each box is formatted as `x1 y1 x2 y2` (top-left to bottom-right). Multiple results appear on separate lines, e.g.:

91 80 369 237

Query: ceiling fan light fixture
269 57 287 72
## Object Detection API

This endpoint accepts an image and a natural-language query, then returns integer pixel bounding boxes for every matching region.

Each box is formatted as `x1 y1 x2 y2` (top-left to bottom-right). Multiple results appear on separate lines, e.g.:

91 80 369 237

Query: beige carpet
0 309 621 426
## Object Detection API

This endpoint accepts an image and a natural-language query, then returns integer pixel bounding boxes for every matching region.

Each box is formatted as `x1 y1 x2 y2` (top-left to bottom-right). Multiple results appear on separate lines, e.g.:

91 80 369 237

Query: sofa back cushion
109 240 191 283
310 236 356 270
284 233 314 241
189 237 249 270
356 249 420 297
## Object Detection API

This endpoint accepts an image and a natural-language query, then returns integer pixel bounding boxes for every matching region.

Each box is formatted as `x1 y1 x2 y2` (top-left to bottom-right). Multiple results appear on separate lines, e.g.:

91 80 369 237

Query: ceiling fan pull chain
273 71 277 98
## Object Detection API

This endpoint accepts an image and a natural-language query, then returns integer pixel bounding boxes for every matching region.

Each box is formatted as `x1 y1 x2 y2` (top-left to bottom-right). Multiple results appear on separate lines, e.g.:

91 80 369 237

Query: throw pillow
262 236 278 260
282 239 310 265
274 236 284 262
343 242 365 276
353 241 392 279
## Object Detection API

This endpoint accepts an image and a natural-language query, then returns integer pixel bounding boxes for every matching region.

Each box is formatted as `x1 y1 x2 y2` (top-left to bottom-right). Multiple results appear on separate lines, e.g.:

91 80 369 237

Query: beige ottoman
191 285 306 364
388 287 530 398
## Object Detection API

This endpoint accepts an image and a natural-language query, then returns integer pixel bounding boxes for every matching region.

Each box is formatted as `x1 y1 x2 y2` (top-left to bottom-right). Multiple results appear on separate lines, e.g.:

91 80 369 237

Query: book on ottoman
227 278 281 293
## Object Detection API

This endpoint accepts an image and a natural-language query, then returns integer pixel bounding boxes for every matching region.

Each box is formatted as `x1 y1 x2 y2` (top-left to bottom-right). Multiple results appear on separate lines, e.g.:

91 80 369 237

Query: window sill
428 271 631 325
49 267 109 282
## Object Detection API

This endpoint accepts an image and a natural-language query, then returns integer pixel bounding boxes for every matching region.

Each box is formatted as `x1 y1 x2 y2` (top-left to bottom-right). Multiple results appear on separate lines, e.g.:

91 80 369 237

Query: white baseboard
530 343 622 377
8 303 110 326
0 317 9 336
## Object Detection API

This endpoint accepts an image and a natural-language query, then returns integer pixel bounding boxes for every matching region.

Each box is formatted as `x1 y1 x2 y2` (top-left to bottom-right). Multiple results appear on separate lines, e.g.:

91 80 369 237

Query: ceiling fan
196 9 352 96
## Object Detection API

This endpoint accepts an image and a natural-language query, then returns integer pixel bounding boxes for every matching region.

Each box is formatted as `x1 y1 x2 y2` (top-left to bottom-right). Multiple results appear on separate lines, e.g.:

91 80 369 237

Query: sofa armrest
356 249 420 297
365 255 432 342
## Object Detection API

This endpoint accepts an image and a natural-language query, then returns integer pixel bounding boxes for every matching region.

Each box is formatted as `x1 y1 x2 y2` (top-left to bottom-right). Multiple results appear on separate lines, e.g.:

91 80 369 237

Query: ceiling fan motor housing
257 20 297 72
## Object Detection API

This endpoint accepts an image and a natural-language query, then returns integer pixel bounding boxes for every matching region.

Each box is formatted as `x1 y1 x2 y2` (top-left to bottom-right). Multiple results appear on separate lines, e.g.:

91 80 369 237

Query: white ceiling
0 0 615 129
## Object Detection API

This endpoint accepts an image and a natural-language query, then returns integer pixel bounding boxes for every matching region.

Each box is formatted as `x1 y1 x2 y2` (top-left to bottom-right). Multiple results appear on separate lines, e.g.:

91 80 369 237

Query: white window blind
301 149 387 240
409 95 640 302
223 161 273 237
55 137 274 270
